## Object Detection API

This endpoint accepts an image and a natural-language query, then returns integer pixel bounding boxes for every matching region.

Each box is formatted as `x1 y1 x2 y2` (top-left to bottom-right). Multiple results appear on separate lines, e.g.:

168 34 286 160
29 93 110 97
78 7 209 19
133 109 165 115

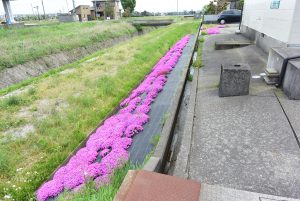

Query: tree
122 8 131 17
217 0 228 13
104 2 114 19
203 1 217 15
237 0 244 10
121 0 136 14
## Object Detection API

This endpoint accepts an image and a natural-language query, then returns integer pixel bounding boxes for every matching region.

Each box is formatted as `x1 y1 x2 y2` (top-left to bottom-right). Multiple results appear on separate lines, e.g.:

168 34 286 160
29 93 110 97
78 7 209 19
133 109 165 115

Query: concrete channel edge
143 29 200 173
113 26 201 200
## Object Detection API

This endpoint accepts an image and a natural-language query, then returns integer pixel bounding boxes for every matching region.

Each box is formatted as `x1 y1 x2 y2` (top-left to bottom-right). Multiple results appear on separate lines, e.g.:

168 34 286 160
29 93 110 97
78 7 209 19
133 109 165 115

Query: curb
142 31 200 173
172 67 199 178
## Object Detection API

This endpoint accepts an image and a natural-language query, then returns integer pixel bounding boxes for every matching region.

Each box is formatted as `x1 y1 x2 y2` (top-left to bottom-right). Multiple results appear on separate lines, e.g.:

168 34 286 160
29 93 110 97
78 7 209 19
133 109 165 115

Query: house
91 0 121 20
70 1 120 22
71 5 92 21
241 0 300 100
241 0 300 53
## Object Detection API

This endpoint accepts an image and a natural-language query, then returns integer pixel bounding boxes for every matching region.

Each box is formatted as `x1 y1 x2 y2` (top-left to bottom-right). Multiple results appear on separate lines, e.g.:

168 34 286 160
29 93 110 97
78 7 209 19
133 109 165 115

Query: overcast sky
0 0 211 15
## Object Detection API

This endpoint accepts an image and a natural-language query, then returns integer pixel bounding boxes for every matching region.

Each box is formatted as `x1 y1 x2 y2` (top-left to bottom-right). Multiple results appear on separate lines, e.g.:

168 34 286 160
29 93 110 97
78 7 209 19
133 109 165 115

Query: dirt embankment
0 28 153 89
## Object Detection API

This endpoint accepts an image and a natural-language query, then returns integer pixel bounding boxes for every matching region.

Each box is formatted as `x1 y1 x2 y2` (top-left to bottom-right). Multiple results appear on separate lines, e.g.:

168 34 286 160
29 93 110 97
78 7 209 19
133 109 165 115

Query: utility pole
41 0 46 19
65 0 69 12
72 0 76 13
31 4 35 15
177 0 179 16
34 6 40 20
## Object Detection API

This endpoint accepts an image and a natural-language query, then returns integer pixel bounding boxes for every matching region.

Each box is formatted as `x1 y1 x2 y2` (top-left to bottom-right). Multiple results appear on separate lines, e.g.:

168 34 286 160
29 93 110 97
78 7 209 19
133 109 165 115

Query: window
223 10 234 15
233 10 241 15
270 0 280 9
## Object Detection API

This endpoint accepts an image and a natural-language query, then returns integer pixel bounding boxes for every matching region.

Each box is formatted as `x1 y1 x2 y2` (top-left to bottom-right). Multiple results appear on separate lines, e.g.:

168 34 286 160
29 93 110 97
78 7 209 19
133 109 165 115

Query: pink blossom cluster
207 27 221 35
36 35 190 201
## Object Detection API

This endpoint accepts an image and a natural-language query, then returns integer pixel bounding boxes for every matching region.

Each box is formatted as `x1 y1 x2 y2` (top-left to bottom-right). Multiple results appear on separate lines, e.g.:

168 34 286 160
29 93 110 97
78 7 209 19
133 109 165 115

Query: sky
0 0 211 15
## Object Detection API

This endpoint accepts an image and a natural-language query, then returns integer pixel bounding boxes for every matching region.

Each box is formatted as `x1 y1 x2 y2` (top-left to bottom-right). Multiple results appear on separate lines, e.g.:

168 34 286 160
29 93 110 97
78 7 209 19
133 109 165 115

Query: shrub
4 96 22 106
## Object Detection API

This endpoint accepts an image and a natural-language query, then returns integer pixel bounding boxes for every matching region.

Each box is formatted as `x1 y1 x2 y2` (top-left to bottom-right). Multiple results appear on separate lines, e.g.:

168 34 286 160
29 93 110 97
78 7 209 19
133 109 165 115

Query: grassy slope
0 20 199 200
0 21 136 70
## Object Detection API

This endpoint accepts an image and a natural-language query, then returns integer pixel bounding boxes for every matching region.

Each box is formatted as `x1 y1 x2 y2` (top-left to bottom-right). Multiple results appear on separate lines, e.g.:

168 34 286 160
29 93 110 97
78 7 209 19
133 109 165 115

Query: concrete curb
142 34 200 173
172 67 199 178
114 170 138 201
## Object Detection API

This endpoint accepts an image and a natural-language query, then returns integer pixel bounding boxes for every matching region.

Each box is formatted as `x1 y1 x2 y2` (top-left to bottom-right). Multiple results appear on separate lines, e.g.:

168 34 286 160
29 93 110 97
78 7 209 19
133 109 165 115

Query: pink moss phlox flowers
207 27 221 35
36 180 64 201
37 35 190 201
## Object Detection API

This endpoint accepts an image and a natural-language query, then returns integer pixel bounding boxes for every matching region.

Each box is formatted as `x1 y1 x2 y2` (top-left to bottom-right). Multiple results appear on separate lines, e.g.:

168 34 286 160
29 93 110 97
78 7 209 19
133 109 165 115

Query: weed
193 38 204 68
0 148 10 175
133 24 143 32
27 88 37 96
4 96 22 106
151 134 161 147
188 73 193 81
160 112 170 127
201 31 208 36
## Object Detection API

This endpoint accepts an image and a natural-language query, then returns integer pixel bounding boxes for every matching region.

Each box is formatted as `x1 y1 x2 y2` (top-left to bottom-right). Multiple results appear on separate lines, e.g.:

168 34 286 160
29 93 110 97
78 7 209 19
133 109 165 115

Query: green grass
193 37 204 68
188 73 193 81
0 20 199 201
151 134 161 147
3 96 23 106
0 21 136 70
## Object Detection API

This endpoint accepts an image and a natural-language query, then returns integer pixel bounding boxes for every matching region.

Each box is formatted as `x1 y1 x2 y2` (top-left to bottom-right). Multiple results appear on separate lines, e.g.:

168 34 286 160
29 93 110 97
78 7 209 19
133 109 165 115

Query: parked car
217 9 242 24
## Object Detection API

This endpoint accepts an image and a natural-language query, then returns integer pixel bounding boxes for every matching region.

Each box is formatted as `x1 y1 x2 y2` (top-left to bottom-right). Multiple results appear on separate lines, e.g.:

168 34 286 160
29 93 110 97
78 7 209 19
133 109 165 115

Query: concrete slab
276 90 300 145
215 41 251 50
173 27 300 199
115 170 201 201
200 184 300 201
283 60 300 100
190 91 300 198
171 68 199 178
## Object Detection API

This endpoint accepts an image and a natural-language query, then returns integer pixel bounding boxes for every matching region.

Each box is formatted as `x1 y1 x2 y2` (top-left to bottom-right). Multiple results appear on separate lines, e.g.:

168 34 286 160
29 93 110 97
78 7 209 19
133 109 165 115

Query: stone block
219 64 251 97
283 60 300 100
267 47 300 74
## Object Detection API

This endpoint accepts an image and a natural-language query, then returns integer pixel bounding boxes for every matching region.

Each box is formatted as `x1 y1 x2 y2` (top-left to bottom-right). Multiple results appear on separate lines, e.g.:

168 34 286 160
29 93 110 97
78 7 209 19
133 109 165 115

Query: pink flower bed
207 27 220 35
36 35 191 201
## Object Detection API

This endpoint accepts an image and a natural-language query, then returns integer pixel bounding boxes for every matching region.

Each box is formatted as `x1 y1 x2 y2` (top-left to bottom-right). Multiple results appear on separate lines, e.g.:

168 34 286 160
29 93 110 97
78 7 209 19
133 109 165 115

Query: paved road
174 25 300 199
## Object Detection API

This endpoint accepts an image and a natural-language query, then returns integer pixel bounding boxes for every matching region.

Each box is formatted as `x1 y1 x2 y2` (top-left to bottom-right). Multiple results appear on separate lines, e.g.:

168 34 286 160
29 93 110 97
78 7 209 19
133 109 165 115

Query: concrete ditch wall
143 27 200 173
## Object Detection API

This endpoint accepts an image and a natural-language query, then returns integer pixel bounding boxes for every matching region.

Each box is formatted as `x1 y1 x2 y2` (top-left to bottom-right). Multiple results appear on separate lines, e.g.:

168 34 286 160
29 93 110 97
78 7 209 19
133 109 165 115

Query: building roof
69 5 91 13
91 0 120 2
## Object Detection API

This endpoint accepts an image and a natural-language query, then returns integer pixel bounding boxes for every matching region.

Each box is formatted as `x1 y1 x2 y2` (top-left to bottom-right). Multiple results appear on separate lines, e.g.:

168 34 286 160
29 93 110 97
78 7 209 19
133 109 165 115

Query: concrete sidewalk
172 25 300 199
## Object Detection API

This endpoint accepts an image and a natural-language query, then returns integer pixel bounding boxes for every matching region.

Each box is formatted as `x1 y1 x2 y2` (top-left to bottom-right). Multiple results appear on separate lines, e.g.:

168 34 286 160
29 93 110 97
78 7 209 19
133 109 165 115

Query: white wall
289 1 300 45
242 0 300 45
